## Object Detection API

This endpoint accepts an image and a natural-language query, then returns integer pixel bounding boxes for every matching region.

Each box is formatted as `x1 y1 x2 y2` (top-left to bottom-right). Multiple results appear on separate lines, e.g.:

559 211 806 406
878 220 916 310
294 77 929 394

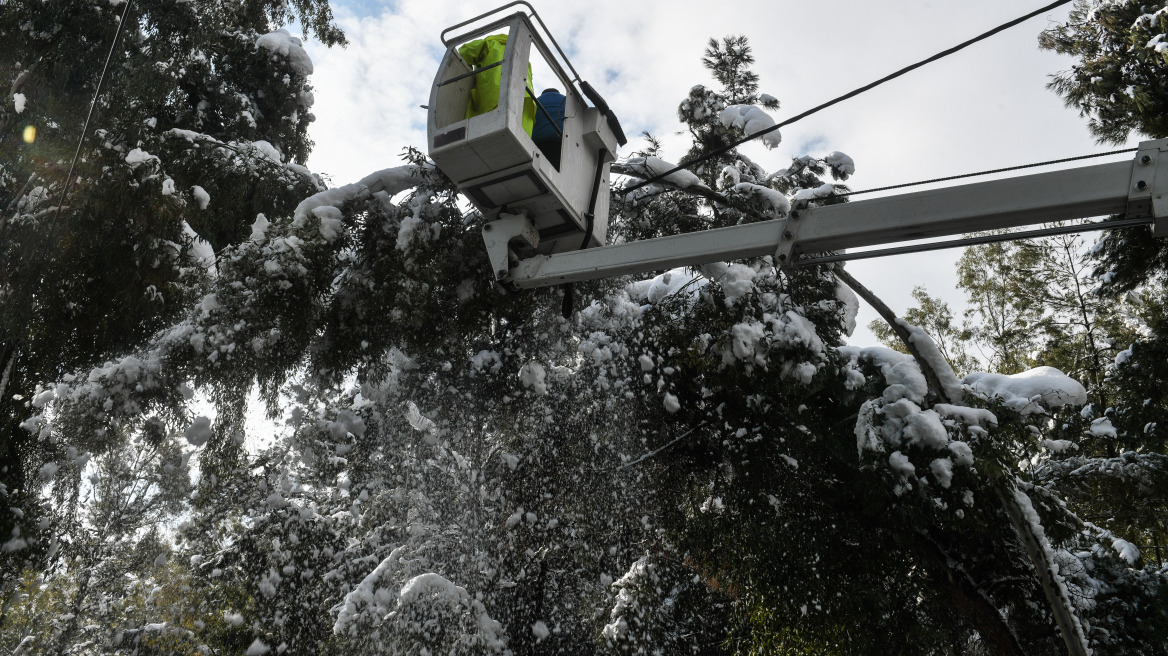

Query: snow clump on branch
730 182 790 217
844 346 982 496
622 156 703 189
963 366 1088 415
719 105 782 148
824 151 856 179
256 29 314 77
294 165 424 225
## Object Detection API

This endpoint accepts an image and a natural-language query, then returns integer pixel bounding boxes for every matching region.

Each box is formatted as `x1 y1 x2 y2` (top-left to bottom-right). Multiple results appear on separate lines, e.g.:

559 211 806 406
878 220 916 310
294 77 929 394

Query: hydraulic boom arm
486 138 1168 289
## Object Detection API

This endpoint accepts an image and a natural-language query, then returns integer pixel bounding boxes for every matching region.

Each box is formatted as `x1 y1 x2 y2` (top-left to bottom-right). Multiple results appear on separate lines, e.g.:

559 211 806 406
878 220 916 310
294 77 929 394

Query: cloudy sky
298 0 1135 350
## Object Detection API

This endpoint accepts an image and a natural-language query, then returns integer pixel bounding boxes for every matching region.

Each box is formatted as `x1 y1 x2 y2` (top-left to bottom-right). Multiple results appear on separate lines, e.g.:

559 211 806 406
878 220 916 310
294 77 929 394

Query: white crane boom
487 138 1167 289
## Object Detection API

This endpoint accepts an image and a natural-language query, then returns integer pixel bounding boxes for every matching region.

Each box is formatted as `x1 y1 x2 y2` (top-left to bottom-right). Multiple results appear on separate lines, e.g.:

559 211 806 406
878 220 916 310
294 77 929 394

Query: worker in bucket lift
532 88 566 169
458 34 536 135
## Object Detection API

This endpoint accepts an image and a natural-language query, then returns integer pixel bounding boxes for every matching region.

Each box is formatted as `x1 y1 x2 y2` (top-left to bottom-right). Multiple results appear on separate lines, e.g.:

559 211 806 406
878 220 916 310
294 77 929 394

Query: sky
298 0 1138 351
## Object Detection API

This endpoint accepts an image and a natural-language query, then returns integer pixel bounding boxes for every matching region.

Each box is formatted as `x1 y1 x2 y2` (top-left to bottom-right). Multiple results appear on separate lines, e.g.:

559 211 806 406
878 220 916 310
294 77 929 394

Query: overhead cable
795 217 1154 266
840 147 1139 197
51 0 135 228
623 0 1074 194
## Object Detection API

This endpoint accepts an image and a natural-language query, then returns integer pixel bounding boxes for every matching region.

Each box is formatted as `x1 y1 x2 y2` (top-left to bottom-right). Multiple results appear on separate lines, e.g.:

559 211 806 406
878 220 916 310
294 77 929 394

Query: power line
6 0 134 345
50 0 135 229
624 0 1074 194
795 217 1154 266
840 147 1139 198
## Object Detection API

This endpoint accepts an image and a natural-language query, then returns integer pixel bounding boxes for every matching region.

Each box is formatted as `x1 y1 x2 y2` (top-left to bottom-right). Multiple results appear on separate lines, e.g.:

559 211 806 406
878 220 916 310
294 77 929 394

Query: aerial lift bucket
427 2 626 282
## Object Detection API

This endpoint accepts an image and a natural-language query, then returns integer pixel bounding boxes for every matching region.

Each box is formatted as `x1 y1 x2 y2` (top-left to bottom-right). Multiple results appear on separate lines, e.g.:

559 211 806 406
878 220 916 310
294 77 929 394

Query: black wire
50 0 135 229
795 217 1155 266
840 147 1140 197
623 0 1074 194
7 1 134 340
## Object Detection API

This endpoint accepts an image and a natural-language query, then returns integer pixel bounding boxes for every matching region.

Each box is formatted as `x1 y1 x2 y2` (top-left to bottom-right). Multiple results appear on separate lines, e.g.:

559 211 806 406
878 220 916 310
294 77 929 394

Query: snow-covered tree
12 29 1168 656
0 0 343 644
902 224 1168 649
1040 0 1168 303
1040 0 1168 144
1027 0 1168 586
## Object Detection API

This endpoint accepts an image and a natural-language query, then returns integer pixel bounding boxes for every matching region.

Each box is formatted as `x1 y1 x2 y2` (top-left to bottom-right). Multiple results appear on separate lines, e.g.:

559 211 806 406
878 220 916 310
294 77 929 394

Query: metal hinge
773 202 808 268
482 212 539 283
1129 138 1168 237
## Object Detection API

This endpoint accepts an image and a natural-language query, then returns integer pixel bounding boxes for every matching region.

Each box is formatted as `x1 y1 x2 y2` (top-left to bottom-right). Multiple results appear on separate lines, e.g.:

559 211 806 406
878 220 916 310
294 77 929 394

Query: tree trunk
837 266 1091 656
996 480 1091 656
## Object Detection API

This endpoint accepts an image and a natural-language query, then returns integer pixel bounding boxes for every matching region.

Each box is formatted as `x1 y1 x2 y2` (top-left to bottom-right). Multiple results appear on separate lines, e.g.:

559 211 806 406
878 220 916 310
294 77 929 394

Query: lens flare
22 125 36 143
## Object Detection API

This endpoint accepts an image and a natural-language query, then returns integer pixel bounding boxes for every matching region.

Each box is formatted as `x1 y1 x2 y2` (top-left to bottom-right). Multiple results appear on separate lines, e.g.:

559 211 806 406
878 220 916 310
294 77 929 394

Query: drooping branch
833 265 1091 656
611 162 772 223
833 265 953 403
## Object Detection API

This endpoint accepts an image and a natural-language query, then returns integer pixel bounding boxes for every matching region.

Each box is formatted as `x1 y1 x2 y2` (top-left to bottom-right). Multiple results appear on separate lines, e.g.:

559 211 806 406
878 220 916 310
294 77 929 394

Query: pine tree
1039 0 1168 144
1039 0 1168 298
1038 1 1168 581
0 0 343 635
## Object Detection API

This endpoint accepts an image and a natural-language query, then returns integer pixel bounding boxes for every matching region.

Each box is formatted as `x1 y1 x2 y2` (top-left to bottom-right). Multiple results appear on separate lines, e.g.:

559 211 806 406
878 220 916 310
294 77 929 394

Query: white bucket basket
427 5 623 258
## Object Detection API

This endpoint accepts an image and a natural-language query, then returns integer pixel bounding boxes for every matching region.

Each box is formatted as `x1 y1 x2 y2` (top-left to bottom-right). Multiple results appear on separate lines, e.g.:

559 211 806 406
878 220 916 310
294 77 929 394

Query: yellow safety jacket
458 34 536 136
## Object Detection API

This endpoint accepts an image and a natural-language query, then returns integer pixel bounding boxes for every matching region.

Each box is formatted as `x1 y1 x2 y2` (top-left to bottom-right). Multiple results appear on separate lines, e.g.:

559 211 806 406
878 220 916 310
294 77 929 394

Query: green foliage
955 232 1140 391
1090 221 1168 295
953 225 1167 567
0 0 337 573
702 36 761 104
1039 0 1168 144
1040 0 1168 577
869 285 978 374
956 239 1043 374
599 555 731 654
1105 290 1168 454
0 0 342 645
1019 234 1140 405
1040 0 1168 299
